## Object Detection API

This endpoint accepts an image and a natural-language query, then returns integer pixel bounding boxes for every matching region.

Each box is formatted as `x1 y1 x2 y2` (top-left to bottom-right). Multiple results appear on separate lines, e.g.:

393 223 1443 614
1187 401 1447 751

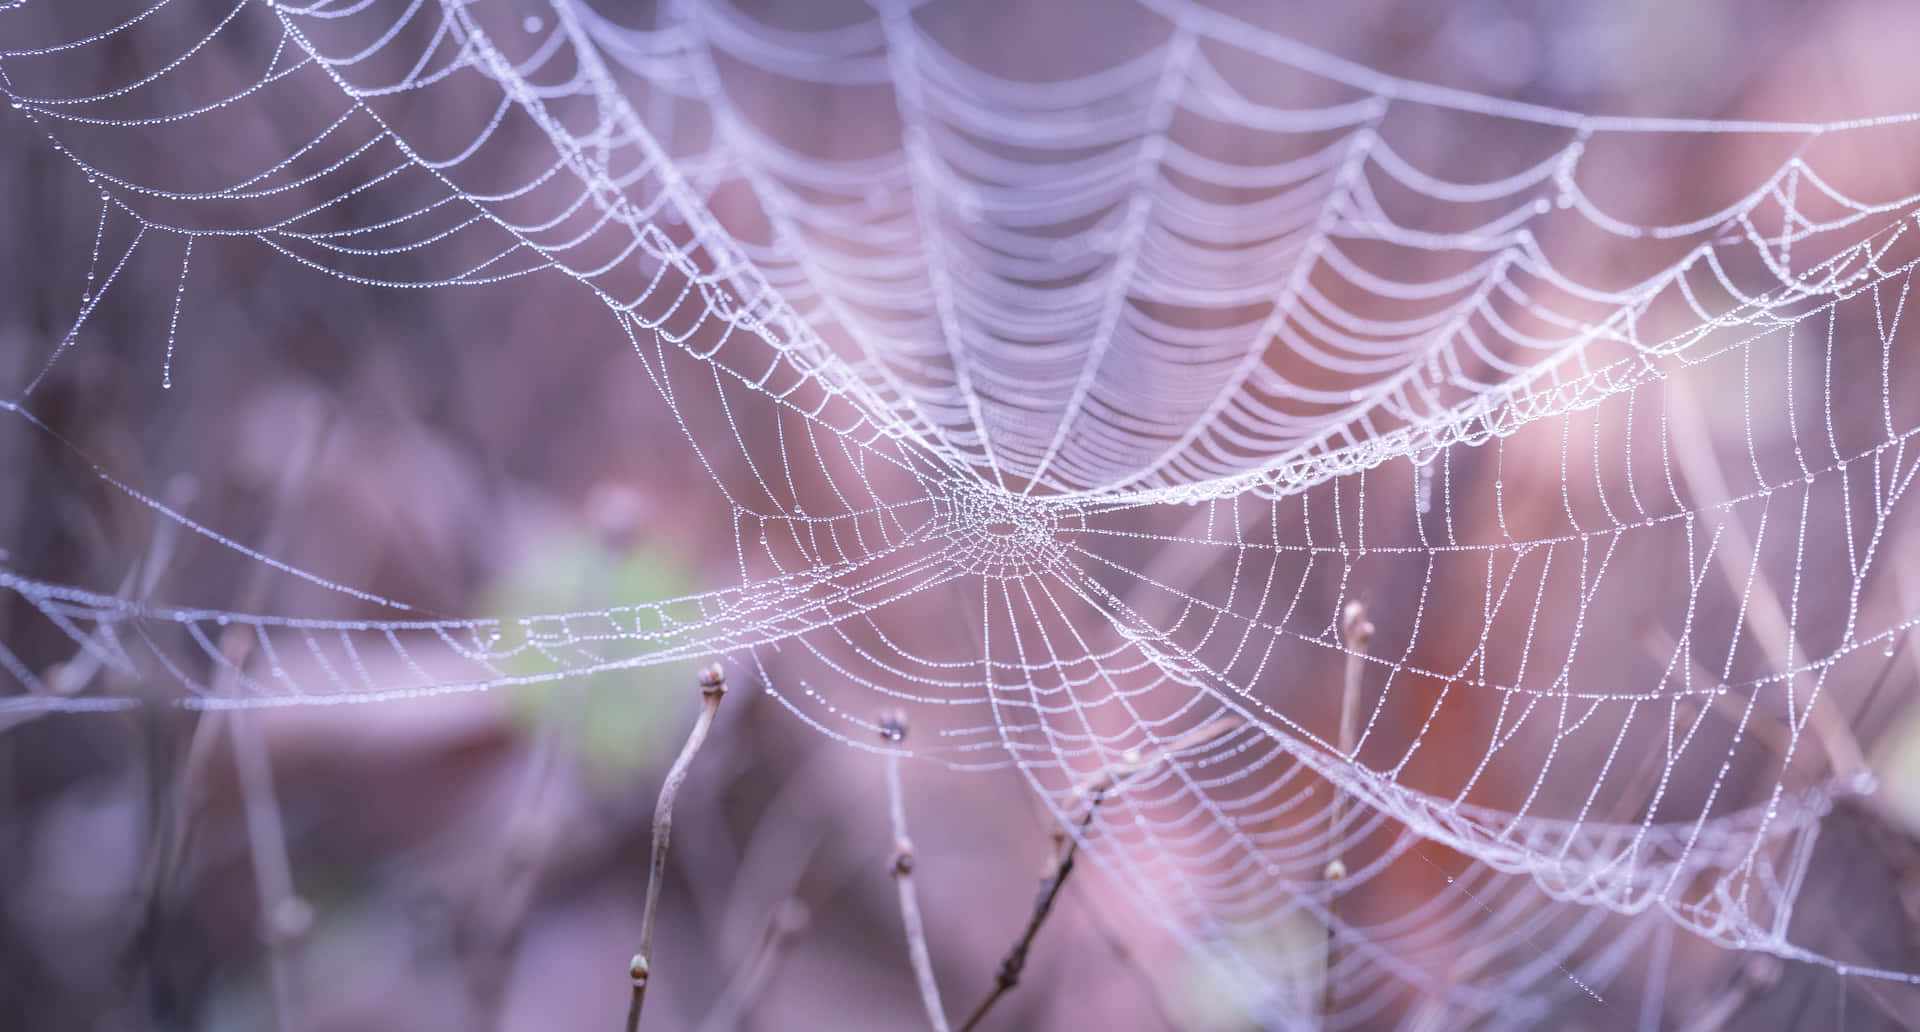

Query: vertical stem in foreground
1323 599 1373 1023
957 794 1101 1032
1666 383 1866 782
882 709 951 1032
627 662 728 1032
229 700 308 1032
218 405 328 1032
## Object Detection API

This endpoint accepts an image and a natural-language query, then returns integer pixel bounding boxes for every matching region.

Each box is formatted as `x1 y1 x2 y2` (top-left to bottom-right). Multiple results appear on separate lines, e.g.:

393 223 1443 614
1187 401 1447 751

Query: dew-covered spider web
5 0 1920 1027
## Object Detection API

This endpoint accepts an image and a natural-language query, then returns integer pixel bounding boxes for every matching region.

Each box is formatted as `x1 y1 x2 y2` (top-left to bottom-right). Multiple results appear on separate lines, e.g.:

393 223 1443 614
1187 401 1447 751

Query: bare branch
1072 716 1243 802
461 720 569 1029
221 406 330 1032
692 897 810 1032
1323 599 1373 1020
229 702 310 1032
1073 882 1185 1031
957 714 1242 1030
1337 600 1373 763
883 710 951 1032
958 792 1102 1032
627 662 728 1032
1666 383 1866 782
1675 955 1781 1032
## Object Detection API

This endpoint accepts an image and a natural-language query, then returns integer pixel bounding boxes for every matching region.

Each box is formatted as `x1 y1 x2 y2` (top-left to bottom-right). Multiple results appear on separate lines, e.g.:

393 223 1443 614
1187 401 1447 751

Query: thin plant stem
466 719 568 1030
627 662 728 1032
957 717 1237 1029
1336 601 1371 766
1666 383 1866 781
217 405 329 1032
881 710 950 1032
8 474 193 728
1073 877 1185 1031
1323 599 1372 1022
1072 717 1243 802
957 795 1101 1032
692 897 810 1032
230 705 306 1032
1674 954 1782 1032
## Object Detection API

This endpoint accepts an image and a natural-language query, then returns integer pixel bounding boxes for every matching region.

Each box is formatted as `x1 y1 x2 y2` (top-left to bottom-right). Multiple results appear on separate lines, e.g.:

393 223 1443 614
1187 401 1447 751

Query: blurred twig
627 661 728 1032
5 474 195 731
1674 954 1781 1032
229 704 310 1032
956 717 1241 1032
958 792 1099 1032
1071 877 1185 1031
1640 624 1794 763
211 402 330 1032
1074 716 1244 802
463 718 568 1030
1323 600 1372 1021
882 710 951 1032
1666 383 1867 782
692 897 810 1032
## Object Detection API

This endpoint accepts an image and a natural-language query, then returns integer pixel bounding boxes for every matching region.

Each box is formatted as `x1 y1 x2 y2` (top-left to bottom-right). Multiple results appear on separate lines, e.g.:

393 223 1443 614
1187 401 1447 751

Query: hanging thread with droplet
163 235 193 389
83 191 109 305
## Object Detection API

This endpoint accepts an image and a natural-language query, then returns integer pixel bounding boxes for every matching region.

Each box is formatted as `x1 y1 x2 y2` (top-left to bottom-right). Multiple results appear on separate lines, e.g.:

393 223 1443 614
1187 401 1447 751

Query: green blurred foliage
478 525 699 781
1874 699 1920 838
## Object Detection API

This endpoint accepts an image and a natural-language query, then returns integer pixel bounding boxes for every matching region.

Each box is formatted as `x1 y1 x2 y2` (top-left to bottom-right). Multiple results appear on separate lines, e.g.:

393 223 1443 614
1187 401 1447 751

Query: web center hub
942 488 1078 577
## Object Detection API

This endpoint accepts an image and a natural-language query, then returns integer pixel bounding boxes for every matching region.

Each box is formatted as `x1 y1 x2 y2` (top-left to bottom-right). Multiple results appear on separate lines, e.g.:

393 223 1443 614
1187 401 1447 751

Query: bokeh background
5 1 1920 1030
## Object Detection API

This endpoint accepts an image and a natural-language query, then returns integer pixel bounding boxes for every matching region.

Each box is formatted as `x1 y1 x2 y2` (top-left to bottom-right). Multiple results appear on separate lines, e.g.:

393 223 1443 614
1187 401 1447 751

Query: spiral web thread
4 1 1920 1026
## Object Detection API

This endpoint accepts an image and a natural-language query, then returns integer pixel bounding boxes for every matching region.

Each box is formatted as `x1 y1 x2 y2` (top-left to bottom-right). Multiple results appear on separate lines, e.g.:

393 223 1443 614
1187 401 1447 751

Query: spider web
4 0 1920 1027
